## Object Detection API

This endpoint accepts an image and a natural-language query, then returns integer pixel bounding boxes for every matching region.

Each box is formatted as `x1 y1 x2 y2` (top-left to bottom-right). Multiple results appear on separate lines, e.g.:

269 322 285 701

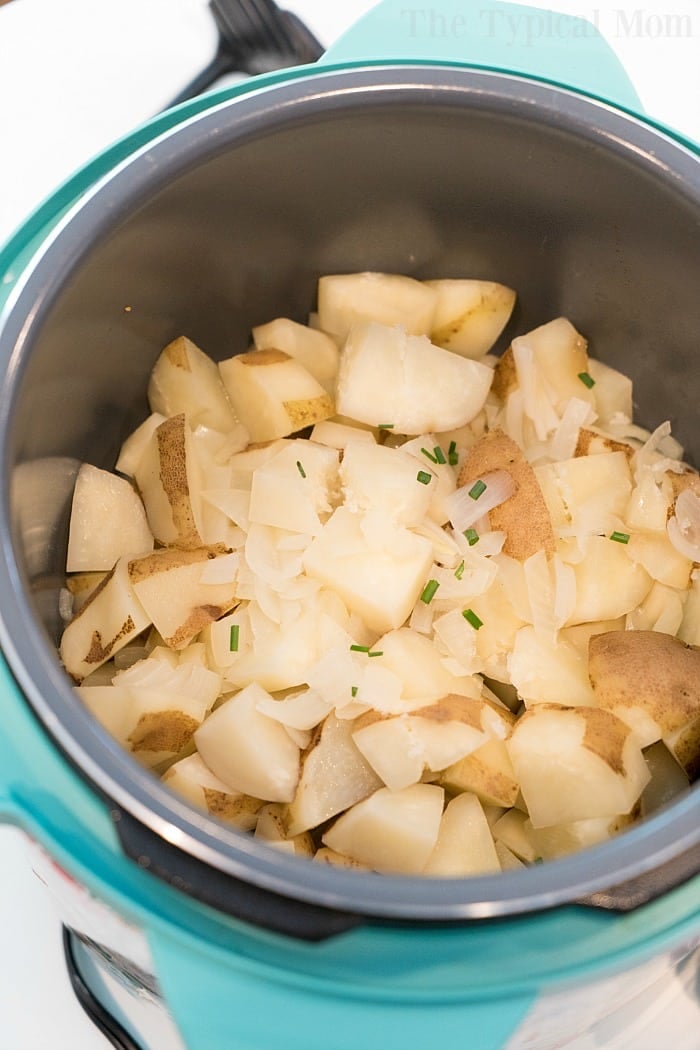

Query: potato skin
589 630 700 735
458 428 555 560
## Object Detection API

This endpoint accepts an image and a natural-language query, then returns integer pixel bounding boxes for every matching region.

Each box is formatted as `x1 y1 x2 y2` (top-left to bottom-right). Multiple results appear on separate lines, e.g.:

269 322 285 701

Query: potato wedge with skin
148 336 240 433
66 464 153 572
426 279 516 359
254 804 315 857
128 546 238 650
440 736 519 808
322 783 444 874
335 322 493 435
492 318 594 416
219 349 334 443
61 558 151 682
252 317 340 394
459 429 555 560
589 630 700 748
285 714 383 836
115 412 166 477
134 413 204 549
506 703 650 827
423 792 501 876
194 683 301 803
317 272 437 341
163 753 264 828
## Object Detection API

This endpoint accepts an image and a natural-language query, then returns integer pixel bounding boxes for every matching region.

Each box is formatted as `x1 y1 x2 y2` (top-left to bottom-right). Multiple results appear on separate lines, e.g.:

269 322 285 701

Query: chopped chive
351 685 358 698
455 560 465 580
610 530 630 544
464 527 480 546
417 470 432 485
577 371 596 389
533 856 544 865
433 446 447 465
378 423 394 430
468 479 487 500
350 644 370 653
448 440 458 466
462 608 483 630
229 624 240 652
420 579 440 604
296 460 307 478
421 447 439 464
368 650 383 658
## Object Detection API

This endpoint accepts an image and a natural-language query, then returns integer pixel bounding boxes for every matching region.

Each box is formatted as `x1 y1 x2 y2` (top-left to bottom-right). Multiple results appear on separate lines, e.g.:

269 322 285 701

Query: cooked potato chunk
426 279 516 358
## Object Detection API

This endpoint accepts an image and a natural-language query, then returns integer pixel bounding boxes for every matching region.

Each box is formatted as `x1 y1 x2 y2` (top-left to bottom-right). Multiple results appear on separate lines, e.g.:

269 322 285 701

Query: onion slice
668 489 700 562
445 469 516 533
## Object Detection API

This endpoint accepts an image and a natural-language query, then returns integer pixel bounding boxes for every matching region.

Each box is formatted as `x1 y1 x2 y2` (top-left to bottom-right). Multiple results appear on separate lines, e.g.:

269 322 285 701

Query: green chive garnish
462 608 483 630
420 579 440 604
434 446 447 465
455 560 465 580
229 624 240 652
421 447 438 464
448 441 458 466
296 460 307 478
468 479 487 500
378 423 394 430
351 685 358 698
350 644 383 657
578 371 596 389
464 528 480 546
417 470 432 485
610 531 630 544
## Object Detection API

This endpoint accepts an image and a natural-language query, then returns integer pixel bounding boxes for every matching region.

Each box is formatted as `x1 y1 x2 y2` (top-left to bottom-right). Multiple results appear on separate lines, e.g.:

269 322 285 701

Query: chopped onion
549 397 597 462
409 597 435 635
58 587 73 623
512 339 560 440
552 555 577 630
668 489 700 562
523 549 557 643
432 608 479 673
445 469 516 533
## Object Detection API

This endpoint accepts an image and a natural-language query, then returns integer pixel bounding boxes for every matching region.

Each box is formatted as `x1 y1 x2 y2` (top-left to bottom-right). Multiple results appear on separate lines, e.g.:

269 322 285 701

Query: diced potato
285 714 383 836
491 809 538 863
371 628 471 704
506 704 651 827
302 507 433 634
508 626 596 707
626 531 692 590
163 754 264 828
66 464 153 572
322 783 445 874
340 442 433 526
540 451 632 537
252 317 339 394
398 434 458 525
148 336 240 433
76 683 136 747
66 572 108 613
426 279 516 358
423 792 501 875
310 419 376 450
254 803 315 856
459 429 555 561
589 630 700 748
313 847 370 869
248 439 339 535
61 557 151 681
128 546 238 649
493 318 594 415
564 535 652 624
317 272 437 341
219 349 334 443
116 413 166 477
624 470 672 532
587 357 633 424
194 683 301 803
134 414 204 549
639 741 691 816
527 814 629 860
335 322 493 435
494 841 526 870
440 736 520 808
626 582 684 636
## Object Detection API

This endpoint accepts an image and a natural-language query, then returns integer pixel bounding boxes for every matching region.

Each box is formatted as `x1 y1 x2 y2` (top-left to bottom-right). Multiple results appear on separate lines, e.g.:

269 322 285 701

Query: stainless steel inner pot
1 65 699 936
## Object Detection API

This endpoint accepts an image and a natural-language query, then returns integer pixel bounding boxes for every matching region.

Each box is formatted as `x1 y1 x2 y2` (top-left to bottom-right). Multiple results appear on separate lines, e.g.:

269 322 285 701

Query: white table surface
0 1 698 1046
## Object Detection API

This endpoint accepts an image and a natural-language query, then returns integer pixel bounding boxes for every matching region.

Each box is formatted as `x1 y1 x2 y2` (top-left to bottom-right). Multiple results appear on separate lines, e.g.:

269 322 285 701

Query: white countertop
0 1 698 1046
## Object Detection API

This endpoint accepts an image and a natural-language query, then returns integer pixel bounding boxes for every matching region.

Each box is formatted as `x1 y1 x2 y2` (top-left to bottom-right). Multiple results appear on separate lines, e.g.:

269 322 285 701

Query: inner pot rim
0 63 699 923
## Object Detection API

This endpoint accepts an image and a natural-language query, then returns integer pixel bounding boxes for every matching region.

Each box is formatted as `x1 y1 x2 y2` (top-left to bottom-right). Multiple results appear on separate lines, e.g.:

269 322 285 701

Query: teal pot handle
322 0 643 114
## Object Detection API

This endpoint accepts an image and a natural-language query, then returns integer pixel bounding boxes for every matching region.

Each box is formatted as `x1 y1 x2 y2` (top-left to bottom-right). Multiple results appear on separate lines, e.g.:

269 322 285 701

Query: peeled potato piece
252 317 339 394
426 279 516 358
423 792 501 875
335 322 493 435
66 464 153 572
317 271 437 341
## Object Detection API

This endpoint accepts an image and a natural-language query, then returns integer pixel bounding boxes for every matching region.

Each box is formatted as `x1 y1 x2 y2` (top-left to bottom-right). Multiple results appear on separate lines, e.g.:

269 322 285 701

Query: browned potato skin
458 429 556 560
574 428 634 459
491 347 517 402
589 630 700 737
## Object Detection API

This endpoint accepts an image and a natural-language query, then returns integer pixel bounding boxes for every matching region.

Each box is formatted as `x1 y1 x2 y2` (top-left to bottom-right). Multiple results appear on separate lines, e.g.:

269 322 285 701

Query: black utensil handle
113 807 363 942
577 843 700 912
165 47 235 109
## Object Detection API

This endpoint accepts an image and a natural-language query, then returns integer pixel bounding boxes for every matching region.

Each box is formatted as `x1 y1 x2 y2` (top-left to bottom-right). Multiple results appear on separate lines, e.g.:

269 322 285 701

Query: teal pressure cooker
0 2 698 1047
